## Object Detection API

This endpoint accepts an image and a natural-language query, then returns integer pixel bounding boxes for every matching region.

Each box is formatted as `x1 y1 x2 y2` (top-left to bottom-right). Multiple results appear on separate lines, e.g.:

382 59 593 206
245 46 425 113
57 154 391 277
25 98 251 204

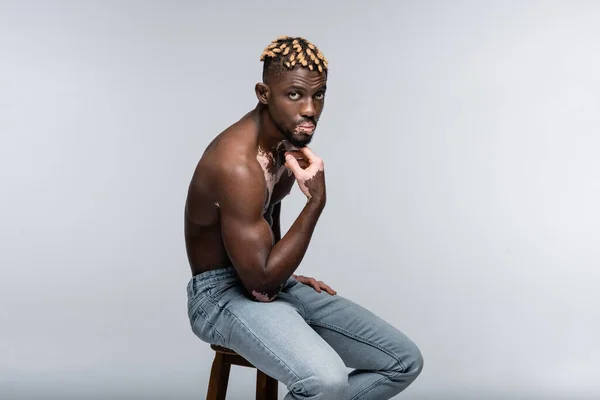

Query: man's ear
255 82 270 105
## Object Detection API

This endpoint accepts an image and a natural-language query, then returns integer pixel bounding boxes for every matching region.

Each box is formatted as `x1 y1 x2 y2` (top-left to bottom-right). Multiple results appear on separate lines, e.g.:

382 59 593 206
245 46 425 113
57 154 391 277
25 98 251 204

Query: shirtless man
185 36 423 399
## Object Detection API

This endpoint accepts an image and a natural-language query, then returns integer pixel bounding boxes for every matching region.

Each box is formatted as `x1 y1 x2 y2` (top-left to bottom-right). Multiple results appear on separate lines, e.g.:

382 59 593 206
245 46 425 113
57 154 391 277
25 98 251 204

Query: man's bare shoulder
190 114 264 193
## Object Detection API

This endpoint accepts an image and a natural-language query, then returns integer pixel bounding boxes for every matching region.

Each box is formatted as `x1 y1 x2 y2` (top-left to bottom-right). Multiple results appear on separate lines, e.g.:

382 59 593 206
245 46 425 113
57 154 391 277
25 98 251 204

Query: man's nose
300 99 315 117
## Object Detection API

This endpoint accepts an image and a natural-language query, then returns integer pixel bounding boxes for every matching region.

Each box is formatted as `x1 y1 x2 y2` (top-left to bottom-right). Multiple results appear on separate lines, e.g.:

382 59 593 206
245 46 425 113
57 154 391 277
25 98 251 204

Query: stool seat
210 344 238 355
207 344 278 400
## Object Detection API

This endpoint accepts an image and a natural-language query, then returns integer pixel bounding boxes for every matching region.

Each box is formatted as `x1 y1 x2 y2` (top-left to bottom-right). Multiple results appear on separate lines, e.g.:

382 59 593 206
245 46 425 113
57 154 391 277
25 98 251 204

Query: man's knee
289 363 349 399
405 343 424 379
391 340 424 383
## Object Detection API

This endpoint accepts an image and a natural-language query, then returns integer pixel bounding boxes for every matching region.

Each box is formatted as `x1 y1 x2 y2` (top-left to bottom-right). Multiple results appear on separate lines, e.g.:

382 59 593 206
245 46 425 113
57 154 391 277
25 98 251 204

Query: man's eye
315 93 325 100
288 92 300 100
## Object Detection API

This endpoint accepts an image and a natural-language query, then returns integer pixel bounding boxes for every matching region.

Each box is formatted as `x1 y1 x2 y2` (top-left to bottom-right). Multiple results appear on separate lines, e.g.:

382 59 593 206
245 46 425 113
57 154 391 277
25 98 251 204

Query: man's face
267 67 327 148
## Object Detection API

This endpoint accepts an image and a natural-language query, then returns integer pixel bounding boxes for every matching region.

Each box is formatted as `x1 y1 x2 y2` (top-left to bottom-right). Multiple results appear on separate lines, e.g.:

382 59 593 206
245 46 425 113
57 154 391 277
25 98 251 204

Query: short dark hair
260 36 329 83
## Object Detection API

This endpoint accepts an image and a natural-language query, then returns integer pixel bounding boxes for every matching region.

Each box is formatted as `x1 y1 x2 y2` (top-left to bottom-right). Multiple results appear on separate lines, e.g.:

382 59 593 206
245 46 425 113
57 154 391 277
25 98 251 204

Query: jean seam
207 275 237 284
350 372 401 400
204 317 227 344
307 320 407 372
288 291 308 319
192 273 238 290
189 302 208 321
187 291 207 312
193 297 226 345
309 321 404 399
194 277 237 292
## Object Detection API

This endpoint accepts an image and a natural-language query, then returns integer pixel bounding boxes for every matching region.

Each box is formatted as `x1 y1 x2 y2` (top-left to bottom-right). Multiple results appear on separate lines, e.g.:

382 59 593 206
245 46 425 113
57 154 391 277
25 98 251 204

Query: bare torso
184 111 296 276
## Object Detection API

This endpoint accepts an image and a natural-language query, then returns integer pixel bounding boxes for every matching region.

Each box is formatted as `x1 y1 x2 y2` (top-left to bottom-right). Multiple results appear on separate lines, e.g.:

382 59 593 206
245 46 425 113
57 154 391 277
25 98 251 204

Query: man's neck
253 104 293 154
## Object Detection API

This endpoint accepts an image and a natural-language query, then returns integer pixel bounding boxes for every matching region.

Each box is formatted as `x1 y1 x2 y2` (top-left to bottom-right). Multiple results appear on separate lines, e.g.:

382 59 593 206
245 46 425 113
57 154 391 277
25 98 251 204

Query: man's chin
278 125 314 148
287 134 312 148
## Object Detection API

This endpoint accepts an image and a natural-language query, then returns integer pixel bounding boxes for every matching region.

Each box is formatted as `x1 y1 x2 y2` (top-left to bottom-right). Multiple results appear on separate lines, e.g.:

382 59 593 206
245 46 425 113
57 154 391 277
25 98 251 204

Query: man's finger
310 279 322 292
285 151 310 169
285 154 305 176
320 282 336 295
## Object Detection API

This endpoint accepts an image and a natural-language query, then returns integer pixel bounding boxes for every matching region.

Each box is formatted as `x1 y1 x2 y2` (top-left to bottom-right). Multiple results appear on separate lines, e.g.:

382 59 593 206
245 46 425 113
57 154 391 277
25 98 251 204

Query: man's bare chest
256 149 294 214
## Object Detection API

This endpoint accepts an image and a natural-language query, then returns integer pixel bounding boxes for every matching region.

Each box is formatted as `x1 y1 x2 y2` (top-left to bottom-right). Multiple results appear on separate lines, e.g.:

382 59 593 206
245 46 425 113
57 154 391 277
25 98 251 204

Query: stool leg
256 370 278 400
207 352 231 400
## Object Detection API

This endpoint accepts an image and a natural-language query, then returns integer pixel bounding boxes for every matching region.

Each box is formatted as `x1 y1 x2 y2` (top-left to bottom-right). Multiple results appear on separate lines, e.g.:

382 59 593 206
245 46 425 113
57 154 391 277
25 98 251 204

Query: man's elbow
240 264 286 302
251 289 279 302
248 281 285 302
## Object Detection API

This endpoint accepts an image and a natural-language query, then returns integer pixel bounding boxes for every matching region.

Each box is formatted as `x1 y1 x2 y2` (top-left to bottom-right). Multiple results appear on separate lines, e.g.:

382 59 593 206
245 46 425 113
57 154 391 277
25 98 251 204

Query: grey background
1 0 599 399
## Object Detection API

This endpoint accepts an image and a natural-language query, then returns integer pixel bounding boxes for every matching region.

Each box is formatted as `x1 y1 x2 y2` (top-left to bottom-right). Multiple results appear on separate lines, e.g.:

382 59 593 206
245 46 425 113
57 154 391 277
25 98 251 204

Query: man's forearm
271 202 282 243
262 197 325 289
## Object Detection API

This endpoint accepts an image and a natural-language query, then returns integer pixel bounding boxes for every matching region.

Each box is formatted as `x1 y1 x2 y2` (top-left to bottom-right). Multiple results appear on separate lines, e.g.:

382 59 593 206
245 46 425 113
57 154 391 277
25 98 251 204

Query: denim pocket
188 294 229 347
187 291 209 322
190 309 227 346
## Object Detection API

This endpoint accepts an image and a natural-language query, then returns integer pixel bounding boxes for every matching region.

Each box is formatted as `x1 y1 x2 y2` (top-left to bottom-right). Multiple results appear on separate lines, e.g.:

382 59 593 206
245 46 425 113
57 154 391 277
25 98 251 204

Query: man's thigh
207 283 347 390
286 279 422 373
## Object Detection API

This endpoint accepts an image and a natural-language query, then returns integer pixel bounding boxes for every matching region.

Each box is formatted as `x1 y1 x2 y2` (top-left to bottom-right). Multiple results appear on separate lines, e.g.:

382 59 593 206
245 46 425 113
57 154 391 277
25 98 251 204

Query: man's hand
292 274 337 295
284 146 326 202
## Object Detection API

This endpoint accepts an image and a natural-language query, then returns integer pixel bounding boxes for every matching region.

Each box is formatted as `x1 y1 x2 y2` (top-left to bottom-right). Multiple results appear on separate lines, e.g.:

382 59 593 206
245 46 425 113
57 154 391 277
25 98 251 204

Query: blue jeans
186 267 423 399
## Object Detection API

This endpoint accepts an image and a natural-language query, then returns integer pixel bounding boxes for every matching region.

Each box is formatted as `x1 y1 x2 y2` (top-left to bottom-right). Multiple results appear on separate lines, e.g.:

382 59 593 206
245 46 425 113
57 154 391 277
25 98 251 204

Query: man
185 35 423 399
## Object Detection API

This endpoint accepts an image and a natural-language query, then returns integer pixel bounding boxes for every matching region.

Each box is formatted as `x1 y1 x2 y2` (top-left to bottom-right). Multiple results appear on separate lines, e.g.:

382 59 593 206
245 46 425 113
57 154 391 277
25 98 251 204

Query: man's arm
272 201 298 280
216 152 326 302
271 201 282 243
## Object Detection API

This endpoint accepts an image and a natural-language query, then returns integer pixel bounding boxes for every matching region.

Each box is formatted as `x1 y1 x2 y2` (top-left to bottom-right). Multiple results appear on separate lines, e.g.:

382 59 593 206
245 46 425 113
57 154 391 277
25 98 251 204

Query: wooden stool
207 344 279 400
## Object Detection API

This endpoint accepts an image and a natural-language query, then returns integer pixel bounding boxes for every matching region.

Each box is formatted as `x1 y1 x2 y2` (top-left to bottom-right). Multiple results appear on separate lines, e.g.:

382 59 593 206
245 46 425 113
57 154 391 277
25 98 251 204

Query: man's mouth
297 124 315 133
